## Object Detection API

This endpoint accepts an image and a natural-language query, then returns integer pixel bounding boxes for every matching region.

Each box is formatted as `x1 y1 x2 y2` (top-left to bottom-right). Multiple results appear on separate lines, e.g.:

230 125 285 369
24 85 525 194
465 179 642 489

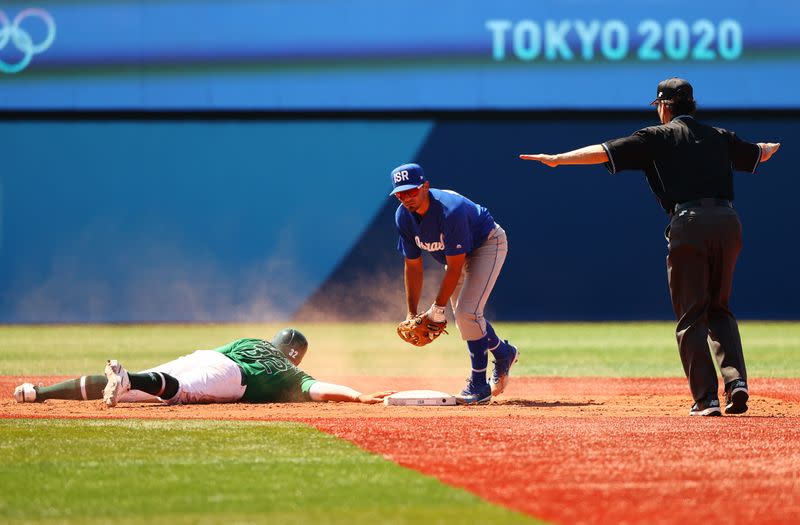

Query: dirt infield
3 376 800 524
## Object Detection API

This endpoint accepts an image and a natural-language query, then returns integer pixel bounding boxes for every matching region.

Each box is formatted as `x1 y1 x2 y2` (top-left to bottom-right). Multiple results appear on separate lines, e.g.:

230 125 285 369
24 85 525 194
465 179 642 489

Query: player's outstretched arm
309 381 396 404
520 144 609 167
758 142 781 162
355 391 398 404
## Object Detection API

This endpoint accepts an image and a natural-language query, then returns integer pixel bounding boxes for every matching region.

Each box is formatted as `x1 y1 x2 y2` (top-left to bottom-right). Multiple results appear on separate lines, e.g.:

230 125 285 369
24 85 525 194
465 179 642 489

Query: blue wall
0 115 795 322
302 115 797 321
0 120 432 322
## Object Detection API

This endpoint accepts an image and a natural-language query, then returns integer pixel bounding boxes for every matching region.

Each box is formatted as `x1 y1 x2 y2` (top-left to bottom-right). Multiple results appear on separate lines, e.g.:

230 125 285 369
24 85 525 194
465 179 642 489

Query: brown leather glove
396 314 448 347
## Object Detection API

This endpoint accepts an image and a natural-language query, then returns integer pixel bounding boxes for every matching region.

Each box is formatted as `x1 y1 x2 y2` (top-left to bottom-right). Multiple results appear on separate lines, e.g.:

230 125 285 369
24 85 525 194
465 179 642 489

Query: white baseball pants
119 350 246 404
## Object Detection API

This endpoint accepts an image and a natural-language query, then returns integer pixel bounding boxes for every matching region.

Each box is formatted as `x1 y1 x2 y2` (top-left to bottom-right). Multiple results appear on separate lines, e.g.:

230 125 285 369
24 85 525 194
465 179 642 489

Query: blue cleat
455 378 492 405
491 341 519 396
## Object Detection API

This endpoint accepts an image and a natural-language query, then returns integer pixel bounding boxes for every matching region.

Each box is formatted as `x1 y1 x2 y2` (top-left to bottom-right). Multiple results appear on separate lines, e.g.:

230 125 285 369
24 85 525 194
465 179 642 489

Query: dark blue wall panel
302 115 797 321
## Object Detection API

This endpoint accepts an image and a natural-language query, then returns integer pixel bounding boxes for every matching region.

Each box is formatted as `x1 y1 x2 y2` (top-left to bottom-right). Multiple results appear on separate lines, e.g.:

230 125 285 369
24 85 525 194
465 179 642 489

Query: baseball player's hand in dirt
758 142 781 162
357 391 397 404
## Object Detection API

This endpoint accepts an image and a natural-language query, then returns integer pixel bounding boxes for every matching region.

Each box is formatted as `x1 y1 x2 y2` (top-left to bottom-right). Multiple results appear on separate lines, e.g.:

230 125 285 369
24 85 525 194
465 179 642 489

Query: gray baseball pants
450 225 508 341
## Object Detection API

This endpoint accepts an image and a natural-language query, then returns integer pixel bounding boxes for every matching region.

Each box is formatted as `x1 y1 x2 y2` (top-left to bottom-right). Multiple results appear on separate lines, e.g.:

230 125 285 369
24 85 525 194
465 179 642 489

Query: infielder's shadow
494 399 601 408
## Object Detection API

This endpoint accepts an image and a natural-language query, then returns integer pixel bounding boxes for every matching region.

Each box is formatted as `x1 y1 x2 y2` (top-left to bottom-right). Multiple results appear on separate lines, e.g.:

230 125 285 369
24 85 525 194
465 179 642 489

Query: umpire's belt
673 198 732 214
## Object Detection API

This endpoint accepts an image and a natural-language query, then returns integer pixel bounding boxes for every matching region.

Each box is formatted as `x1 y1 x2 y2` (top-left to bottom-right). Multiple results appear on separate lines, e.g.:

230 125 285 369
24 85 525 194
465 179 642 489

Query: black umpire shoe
724 379 749 415
689 397 722 417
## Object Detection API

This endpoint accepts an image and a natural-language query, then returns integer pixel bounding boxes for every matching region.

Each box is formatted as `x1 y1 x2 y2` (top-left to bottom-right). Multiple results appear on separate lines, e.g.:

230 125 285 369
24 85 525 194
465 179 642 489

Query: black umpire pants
666 206 747 403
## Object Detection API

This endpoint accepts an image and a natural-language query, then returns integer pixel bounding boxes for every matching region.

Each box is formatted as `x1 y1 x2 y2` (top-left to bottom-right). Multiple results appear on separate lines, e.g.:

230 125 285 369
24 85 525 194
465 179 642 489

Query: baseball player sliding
391 163 518 405
13 328 394 406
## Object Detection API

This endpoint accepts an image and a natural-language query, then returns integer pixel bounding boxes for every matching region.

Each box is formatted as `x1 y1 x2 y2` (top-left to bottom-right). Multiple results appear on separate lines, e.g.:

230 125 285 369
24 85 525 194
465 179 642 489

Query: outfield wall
0 114 796 322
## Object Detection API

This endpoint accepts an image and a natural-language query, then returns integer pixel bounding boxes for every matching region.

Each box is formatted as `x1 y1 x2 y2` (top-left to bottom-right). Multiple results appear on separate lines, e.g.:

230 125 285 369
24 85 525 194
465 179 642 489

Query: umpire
520 77 781 416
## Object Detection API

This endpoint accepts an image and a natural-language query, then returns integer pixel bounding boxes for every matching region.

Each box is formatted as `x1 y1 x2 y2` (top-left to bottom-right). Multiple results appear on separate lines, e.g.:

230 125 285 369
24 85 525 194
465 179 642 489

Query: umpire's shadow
494 399 601 408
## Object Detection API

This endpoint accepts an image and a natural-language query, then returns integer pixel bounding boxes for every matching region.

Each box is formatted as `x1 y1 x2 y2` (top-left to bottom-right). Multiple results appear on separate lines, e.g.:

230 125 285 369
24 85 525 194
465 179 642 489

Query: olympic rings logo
0 8 56 74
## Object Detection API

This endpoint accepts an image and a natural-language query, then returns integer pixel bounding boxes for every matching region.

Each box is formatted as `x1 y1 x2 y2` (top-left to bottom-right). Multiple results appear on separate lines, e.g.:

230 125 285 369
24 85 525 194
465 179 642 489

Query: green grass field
1 322 798 524
0 419 538 525
2 321 799 377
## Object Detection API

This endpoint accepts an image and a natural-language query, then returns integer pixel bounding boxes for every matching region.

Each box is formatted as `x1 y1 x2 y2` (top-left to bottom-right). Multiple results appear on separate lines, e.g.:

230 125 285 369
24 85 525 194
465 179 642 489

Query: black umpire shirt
601 115 762 214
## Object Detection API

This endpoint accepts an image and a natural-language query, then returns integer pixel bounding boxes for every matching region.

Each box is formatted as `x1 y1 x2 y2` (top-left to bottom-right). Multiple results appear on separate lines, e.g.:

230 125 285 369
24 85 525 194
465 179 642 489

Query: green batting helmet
271 328 309 365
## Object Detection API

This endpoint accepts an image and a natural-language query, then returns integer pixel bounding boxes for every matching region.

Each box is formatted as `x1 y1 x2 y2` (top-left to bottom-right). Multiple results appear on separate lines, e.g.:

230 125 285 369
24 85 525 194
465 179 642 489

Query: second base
384 390 457 406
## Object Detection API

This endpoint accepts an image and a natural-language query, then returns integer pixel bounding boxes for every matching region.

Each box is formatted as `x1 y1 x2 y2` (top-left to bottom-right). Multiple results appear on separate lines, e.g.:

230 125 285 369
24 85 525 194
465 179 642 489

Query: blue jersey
395 188 496 265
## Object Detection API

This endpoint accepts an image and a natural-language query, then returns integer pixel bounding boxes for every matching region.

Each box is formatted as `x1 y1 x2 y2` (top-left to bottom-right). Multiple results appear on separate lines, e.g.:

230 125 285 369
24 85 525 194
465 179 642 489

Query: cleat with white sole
103 360 131 407
13 383 37 403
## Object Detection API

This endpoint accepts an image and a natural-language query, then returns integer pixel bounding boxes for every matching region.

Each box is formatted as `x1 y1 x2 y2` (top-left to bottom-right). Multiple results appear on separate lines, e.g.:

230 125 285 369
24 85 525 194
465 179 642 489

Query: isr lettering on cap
389 163 426 195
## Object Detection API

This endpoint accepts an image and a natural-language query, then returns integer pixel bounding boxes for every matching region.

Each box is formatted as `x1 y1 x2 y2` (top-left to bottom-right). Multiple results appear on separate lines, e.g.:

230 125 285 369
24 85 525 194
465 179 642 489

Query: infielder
14 328 393 406
520 77 781 416
390 163 518 405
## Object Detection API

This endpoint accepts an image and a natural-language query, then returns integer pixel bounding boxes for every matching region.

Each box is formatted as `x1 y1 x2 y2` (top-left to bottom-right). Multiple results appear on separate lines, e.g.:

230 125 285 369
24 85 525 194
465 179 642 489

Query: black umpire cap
650 77 694 105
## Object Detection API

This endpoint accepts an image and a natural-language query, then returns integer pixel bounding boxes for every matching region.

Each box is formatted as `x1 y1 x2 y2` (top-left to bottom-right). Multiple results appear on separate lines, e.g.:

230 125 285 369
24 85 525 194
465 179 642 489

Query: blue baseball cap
389 163 426 196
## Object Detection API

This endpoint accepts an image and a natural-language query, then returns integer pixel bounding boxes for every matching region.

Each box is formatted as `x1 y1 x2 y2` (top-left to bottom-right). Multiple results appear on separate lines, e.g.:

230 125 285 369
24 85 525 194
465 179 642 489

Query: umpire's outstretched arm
520 144 608 167
520 142 781 168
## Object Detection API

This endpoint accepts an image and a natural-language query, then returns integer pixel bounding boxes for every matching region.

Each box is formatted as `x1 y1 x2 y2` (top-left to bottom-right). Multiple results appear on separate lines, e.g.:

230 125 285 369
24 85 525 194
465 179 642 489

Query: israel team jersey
396 189 496 265
214 338 317 403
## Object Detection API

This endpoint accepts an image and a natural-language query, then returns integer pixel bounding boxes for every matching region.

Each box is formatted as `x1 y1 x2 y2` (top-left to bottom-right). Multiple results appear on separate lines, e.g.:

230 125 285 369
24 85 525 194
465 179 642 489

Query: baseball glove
396 314 448 347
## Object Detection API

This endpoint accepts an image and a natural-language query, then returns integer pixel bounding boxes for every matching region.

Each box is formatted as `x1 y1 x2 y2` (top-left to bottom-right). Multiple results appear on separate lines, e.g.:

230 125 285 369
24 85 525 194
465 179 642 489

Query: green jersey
214 338 317 403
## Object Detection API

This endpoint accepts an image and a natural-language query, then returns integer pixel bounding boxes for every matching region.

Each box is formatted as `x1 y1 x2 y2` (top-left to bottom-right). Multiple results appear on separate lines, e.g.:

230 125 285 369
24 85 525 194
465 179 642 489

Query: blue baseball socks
485 321 514 360
466 335 490 384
